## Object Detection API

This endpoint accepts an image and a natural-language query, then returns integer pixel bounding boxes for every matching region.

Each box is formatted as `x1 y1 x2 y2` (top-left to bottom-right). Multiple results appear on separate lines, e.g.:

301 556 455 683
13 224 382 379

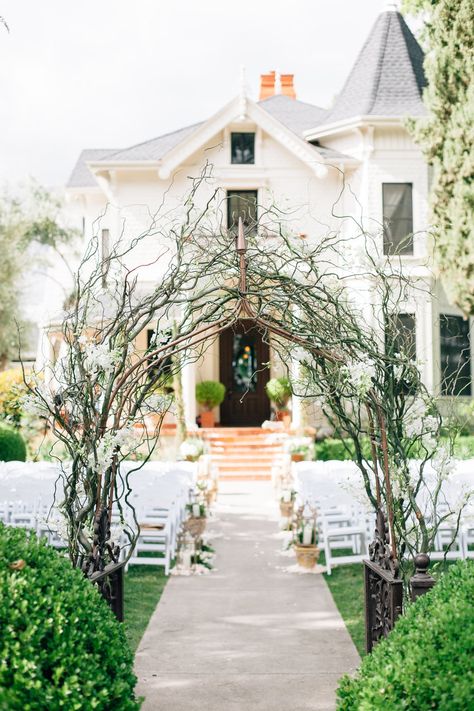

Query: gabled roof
67 97 329 188
67 149 118 188
103 122 204 162
258 95 325 136
315 8 426 130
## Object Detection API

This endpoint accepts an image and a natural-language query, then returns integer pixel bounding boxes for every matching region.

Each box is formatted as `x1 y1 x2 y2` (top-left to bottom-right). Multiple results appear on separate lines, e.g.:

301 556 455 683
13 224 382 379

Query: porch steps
201 427 289 481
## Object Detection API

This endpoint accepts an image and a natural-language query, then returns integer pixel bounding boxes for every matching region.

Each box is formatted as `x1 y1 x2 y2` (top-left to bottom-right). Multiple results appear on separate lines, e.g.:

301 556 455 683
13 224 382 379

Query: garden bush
0 523 141 710
337 561 474 710
314 437 371 461
0 424 27 461
0 369 28 426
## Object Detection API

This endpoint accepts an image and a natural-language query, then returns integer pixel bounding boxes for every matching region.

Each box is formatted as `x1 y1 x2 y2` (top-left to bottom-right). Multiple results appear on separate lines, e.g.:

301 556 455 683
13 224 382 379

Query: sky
0 1 415 188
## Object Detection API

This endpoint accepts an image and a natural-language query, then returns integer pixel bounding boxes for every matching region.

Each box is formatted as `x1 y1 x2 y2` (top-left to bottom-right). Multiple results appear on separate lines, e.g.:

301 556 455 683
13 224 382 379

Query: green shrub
0 425 27 461
451 435 474 459
265 377 292 409
337 561 474 710
0 369 28 426
0 524 140 710
314 437 371 461
195 380 226 410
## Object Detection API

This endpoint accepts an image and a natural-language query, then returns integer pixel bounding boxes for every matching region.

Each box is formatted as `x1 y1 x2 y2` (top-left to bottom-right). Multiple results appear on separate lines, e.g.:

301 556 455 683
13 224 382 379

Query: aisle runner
134 481 360 711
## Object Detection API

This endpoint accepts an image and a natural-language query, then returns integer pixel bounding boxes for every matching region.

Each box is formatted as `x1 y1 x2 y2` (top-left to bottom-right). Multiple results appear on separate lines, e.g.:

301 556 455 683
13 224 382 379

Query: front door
219 321 271 426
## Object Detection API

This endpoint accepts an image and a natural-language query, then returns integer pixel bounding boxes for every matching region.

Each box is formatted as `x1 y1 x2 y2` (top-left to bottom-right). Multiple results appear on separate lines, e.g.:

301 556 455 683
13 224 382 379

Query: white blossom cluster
292 347 317 369
88 426 138 474
80 338 122 376
143 392 174 414
404 398 438 451
431 445 455 481
340 356 376 398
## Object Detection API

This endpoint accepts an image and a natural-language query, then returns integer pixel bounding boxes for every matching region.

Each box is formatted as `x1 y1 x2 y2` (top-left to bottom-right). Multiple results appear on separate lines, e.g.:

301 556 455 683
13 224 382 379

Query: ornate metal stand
83 506 125 622
97 565 124 622
364 510 403 653
364 511 436 653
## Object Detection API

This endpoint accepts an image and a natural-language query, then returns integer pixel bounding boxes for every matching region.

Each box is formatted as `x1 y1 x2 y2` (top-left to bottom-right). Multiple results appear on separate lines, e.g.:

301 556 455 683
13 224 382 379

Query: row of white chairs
292 460 474 573
0 459 201 576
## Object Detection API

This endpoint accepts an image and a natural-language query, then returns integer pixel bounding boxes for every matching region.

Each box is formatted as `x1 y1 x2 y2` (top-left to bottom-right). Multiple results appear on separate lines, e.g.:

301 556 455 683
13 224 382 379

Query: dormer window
231 132 255 164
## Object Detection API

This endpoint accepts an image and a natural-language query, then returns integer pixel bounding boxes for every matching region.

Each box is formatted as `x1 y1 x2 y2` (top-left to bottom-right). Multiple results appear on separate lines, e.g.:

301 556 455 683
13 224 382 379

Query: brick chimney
280 74 296 99
259 71 276 100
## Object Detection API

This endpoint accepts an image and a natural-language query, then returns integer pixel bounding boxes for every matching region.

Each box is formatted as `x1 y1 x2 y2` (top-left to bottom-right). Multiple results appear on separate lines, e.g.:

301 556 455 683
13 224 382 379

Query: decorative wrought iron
82 506 124 621
365 509 402 653
368 509 399 576
410 553 435 601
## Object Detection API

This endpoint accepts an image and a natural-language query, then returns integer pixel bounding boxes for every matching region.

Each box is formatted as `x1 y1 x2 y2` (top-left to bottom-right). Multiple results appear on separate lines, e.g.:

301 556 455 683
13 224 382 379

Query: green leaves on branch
406 0 474 314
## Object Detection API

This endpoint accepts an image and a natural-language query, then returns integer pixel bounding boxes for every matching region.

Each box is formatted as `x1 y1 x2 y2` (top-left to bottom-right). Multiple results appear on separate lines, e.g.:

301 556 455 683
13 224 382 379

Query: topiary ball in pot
265 377 292 411
0 425 27 461
195 381 226 427
0 523 140 710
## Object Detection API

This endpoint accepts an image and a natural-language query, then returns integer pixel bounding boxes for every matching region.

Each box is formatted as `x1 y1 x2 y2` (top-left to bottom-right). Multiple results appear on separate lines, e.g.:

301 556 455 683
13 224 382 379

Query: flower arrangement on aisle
173 502 216 576
179 437 206 462
279 489 296 518
293 504 319 569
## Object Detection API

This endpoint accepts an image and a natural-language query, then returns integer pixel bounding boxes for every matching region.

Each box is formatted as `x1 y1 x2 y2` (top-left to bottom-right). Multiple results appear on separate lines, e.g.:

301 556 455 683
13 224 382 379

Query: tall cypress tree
404 0 474 314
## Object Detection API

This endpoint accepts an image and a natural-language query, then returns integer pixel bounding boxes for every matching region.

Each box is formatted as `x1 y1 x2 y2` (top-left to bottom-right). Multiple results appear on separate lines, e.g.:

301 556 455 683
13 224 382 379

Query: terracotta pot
200 411 215 428
294 544 320 569
291 453 305 462
279 501 294 517
274 410 289 422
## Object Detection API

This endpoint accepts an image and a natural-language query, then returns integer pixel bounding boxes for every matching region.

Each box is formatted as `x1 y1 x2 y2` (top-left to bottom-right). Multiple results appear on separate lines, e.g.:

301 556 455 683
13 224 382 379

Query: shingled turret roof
317 8 426 129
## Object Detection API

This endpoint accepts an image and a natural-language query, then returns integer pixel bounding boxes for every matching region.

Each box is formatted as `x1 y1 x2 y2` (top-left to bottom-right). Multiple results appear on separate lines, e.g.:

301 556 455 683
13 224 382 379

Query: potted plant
195 380 226 428
185 500 207 538
265 377 292 426
286 436 312 462
279 489 296 517
294 514 319 569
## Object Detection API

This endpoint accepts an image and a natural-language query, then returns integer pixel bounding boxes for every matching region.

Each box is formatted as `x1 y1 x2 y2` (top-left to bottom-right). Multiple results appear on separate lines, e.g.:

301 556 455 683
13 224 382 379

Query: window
231 133 255 164
227 190 257 233
385 313 417 359
440 315 471 396
383 183 413 255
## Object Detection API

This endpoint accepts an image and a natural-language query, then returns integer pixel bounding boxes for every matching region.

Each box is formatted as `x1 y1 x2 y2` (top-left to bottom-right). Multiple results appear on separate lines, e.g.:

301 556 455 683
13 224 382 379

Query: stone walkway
134 482 360 711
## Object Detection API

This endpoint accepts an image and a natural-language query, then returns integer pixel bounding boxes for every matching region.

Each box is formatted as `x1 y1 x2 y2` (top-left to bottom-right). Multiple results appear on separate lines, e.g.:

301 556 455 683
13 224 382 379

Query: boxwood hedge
337 561 474 710
0 523 141 710
0 425 27 462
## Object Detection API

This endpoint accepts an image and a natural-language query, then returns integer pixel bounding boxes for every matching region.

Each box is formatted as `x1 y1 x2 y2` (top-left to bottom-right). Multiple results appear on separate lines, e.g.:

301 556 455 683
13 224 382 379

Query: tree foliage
404 0 474 314
0 181 77 365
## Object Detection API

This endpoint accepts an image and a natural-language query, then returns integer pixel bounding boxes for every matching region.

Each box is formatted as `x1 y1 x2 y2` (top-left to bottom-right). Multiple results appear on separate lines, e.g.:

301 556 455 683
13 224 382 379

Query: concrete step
210 454 280 463
218 472 273 481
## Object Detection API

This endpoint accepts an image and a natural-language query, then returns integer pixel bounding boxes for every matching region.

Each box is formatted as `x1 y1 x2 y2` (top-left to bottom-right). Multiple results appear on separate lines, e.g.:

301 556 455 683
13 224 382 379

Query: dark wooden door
219 321 271 426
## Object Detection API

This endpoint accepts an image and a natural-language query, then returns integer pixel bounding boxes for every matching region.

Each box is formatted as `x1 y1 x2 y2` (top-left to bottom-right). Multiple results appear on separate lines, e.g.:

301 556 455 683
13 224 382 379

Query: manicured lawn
124 565 168 651
323 562 365 657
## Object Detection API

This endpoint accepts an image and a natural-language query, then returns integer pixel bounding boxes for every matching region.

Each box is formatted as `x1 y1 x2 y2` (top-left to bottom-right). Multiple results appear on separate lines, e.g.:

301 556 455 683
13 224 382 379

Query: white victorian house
55 4 472 429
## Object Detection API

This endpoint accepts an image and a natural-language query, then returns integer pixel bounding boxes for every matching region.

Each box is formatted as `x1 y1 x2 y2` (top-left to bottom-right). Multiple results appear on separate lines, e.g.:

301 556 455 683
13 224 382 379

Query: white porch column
181 358 197 430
